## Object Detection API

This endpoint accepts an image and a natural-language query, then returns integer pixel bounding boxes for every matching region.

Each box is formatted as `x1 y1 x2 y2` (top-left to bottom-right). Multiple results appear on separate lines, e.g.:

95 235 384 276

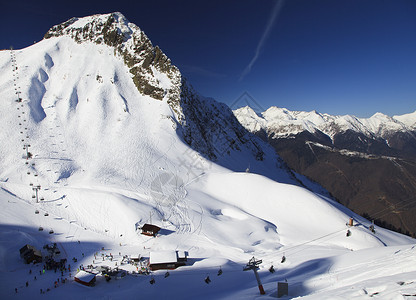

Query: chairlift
35 210 39 214
30 183 33 186
204 275 211 284
44 212 49 216
27 171 30 175
369 224 375 233
164 271 170 278
38 227 43 231
32 195 36 199
281 256 286 263
49 229 54 234
25 161 29 165
40 197 44 201
217 267 223 276
149 277 155 285
269 265 275 273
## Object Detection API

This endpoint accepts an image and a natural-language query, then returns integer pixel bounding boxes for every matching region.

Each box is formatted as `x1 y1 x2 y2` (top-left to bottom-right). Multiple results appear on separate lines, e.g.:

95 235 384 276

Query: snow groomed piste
0 13 415 299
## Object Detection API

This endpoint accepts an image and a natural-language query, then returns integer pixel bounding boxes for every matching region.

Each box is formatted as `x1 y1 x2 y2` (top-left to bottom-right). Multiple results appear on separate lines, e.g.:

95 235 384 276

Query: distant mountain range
234 106 416 237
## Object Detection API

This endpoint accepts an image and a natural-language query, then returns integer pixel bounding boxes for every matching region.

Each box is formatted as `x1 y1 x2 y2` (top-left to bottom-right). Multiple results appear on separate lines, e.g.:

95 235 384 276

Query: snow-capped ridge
235 105 416 141
394 110 416 128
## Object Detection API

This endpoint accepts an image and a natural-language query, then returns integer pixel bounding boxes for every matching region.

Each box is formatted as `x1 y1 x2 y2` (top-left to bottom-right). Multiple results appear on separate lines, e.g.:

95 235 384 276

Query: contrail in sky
239 0 286 81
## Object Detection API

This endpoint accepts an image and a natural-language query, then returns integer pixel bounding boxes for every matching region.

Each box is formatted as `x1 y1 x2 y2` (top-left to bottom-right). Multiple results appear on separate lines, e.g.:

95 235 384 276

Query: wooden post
277 282 288 298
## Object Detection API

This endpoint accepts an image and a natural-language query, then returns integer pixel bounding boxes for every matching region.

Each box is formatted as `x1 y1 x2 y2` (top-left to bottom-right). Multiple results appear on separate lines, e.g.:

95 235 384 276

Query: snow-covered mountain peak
44 12 182 117
232 106 265 133
262 106 294 120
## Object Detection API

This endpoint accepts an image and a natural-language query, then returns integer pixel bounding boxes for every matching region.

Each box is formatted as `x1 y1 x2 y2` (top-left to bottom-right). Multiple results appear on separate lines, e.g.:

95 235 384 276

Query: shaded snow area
1 19 415 299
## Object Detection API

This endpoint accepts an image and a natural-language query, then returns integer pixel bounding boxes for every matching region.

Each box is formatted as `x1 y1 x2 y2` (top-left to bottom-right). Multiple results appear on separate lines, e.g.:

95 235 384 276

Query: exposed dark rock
43 13 181 105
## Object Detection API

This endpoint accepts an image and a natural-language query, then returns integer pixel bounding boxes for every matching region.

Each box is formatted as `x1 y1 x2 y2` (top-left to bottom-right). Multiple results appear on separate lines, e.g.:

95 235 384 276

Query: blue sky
1 0 415 117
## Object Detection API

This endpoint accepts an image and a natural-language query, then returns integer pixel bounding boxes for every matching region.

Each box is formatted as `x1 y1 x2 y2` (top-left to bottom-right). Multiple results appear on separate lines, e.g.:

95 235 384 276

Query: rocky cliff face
235 106 416 237
44 12 182 117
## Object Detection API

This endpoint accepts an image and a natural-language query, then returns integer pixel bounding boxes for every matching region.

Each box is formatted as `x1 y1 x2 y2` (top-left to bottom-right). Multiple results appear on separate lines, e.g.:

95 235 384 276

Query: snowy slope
0 13 415 300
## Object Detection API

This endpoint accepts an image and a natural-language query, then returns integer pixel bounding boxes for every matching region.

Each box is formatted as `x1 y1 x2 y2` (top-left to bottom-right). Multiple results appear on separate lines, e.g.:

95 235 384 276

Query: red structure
74 270 96 286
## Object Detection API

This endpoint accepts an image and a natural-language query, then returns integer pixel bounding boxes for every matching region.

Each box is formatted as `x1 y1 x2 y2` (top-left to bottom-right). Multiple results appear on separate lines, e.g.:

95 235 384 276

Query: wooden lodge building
149 250 187 271
140 224 161 237
19 244 42 264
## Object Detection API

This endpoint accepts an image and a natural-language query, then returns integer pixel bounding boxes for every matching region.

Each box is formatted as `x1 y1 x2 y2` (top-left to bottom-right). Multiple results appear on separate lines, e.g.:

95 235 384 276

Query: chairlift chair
204 275 211 284
150 277 155 285
40 197 44 201
49 229 54 234
269 265 275 273
35 210 39 214
38 227 43 231
217 267 223 276
32 195 36 199
44 212 49 216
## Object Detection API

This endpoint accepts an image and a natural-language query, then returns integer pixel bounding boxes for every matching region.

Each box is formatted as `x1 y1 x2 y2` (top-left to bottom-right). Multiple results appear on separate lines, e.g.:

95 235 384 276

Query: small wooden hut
19 244 42 264
74 270 96 286
140 224 161 237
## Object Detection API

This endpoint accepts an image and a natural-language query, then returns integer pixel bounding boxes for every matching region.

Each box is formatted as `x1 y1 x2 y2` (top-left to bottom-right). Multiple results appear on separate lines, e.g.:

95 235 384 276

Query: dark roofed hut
141 224 161 237
19 244 42 264
149 250 186 271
